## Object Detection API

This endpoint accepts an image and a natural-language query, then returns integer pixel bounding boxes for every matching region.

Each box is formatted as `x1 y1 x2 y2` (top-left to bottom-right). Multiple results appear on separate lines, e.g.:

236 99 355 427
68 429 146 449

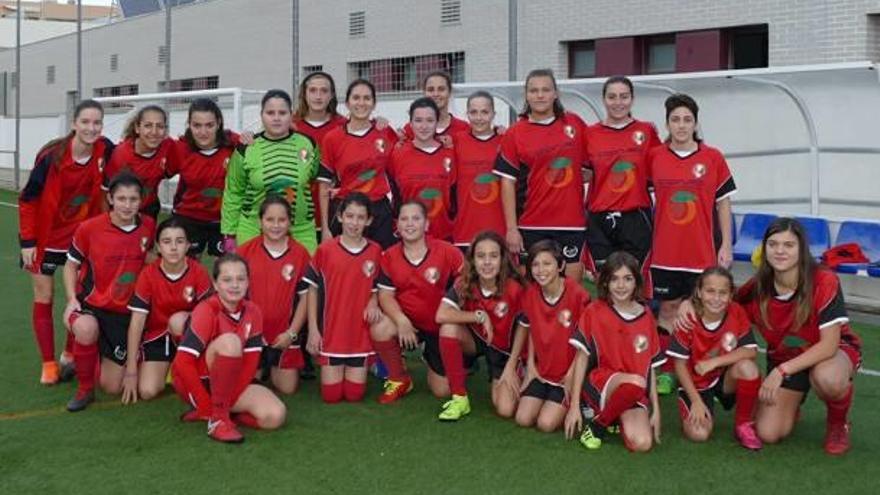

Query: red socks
63 330 75 357
371 339 408 382
439 336 467 396
321 382 344 403
343 380 366 402
32 302 55 363
73 340 98 393
210 355 243 422
826 385 853 426
233 411 261 429
734 378 761 425
595 383 645 428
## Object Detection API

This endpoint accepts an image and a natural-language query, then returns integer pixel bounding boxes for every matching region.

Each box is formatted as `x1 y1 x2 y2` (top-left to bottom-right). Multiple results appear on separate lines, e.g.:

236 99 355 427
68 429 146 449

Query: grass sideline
1 189 877 495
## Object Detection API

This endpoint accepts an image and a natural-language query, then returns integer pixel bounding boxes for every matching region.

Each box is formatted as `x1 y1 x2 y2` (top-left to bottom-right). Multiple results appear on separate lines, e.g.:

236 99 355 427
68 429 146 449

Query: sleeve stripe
716 189 737 202
742 343 759 349
244 346 263 353
66 253 82 264
492 169 517 181
316 176 334 184
819 316 849 330
377 283 396 291
666 350 690 359
568 339 589 354
441 297 460 310
127 306 150 314
302 276 319 288
651 356 669 367
177 346 201 357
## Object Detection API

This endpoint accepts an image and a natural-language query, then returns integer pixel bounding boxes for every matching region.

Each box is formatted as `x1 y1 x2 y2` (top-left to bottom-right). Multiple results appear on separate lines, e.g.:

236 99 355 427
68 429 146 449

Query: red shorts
584 367 650 412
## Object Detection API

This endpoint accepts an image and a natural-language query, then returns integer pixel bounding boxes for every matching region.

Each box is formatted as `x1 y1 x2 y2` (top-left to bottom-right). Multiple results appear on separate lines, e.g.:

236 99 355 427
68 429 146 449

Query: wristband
777 364 790 378
287 331 298 342
474 310 487 325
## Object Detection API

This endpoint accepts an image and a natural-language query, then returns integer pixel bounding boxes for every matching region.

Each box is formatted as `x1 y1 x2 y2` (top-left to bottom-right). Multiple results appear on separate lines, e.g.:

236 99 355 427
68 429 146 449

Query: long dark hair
38 99 105 165
184 98 233 149
294 71 339 120
458 231 523 304
596 251 644 304
752 217 817 332
123 105 167 141
519 69 565 119
690 266 735 318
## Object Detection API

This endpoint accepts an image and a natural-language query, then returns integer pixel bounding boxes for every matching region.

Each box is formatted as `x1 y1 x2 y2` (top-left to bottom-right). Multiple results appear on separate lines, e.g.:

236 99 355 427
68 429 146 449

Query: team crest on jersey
494 301 509 318
692 163 706 179
632 130 646 145
362 260 376 277
183 286 195 303
721 332 737 353
375 139 386 154
564 125 575 139
424 267 440 285
140 236 149 252
558 309 573 328
633 334 649 354
442 157 452 174
282 264 295 282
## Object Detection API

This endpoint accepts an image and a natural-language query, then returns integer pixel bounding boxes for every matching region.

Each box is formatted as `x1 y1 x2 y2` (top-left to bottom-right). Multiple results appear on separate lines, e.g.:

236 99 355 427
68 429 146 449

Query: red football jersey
451 131 506 245
292 115 347 229
304 237 382 357
388 142 456 240
580 300 666 381
377 238 464 334
584 120 661 212
647 144 736 272
402 115 470 141
128 258 212 342
737 268 862 364
667 302 757 390
177 294 264 377
493 112 588 230
167 134 238 222
442 277 524 352
19 136 113 254
520 277 591 384
68 213 156 313
318 123 397 201
103 137 177 216
237 235 311 343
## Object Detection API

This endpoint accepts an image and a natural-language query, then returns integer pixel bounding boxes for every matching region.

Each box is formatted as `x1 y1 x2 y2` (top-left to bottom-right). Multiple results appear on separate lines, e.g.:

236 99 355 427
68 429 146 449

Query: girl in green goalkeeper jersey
221 89 320 252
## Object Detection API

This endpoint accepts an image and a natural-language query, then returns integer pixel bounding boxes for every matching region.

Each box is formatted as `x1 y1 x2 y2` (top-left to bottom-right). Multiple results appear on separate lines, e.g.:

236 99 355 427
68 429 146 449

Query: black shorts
77 304 131 366
419 332 477 377
520 229 586 264
470 330 513 381
585 208 652 265
522 377 566 404
172 214 224 257
329 197 397 249
21 250 68 276
142 334 176 362
677 373 736 417
327 356 367 367
767 359 812 394
651 268 699 301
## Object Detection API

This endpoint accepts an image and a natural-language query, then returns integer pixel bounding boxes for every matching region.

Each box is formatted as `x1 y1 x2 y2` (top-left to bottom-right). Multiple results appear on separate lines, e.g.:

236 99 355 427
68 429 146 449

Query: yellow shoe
377 378 413 404
438 395 471 421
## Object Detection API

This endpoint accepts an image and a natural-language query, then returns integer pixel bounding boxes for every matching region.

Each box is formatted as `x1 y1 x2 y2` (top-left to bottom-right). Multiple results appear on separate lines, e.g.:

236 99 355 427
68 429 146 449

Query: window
93 84 139 98
349 11 365 37
158 45 168 65
441 0 461 25
348 52 465 93
729 25 768 69
302 65 323 75
158 75 219 92
568 41 595 78
46 65 56 85
646 35 676 74
110 54 119 72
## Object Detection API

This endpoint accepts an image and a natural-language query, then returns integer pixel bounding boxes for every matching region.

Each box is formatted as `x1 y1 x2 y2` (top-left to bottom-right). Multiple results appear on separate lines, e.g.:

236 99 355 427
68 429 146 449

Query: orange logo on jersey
375 138 386 154
140 236 149 252
564 125 575 139
558 309 573 328
545 157 574 188
183 286 195 303
354 169 377 194
632 130 646 146
362 260 376 277
609 161 636 193
692 163 706 179
424 267 440 285
470 173 500 204
282 264 295 282
633 334 649 354
60 194 90 222
668 191 697 226
442 157 452 174
418 188 444 218
494 301 509 318
721 332 737 352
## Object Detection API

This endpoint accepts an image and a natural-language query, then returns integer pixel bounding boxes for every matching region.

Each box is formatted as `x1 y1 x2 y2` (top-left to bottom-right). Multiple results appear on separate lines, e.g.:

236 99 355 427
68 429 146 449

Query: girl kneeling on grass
172 254 286 444
666 267 762 450
237 196 311 395
305 192 384 403
515 240 591 433
565 251 663 452
434 230 527 421
122 218 212 404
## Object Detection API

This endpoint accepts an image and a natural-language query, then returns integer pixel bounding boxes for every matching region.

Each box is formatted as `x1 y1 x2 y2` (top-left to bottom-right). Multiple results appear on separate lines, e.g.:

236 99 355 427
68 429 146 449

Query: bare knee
259 402 287 430
515 409 535 428
168 312 189 338
684 426 712 443
274 375 299 395
438 323 461 339
494 399 516 419
138 383 164 401
536 415 560 433
756 420 789 444
100 376 122 395
811 371 849 400
211 333 242 357
626 432 653 452
73 320 99 345
731 359 759 380
370 317 396 341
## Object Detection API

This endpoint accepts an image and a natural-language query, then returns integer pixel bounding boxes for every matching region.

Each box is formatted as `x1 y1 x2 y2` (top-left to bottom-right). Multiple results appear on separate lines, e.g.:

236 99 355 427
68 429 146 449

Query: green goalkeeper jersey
221 132 319 252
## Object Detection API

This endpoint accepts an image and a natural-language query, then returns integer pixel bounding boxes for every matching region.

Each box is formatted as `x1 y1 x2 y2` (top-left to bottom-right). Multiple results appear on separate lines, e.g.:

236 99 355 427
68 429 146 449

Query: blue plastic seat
733 213 776 262
868 265 880 278
834 221 880 274
794 216 831 260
